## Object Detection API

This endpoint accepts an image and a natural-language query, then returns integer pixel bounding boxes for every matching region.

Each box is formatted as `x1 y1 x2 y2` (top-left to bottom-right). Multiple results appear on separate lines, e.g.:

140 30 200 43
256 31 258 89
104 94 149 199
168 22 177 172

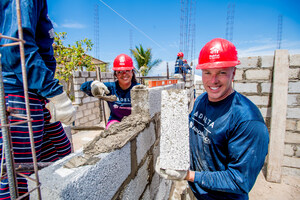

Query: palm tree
130 44 162 76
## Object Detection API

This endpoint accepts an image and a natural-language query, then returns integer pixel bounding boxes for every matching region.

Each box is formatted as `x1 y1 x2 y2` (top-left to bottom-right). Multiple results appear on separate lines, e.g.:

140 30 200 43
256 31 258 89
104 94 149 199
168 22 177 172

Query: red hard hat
112 54 135 71
196 38 240 69
183 59 187 63
177 52 184 57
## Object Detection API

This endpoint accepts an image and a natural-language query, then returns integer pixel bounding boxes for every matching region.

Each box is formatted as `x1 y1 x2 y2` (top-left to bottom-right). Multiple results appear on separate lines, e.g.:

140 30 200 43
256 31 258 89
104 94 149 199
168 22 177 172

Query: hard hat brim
112 66 135 71
196 60 240 69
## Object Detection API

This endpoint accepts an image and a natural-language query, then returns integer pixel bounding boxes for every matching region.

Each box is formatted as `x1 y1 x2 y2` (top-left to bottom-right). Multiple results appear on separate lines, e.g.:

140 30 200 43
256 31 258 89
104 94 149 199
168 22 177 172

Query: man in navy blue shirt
156 38 269 200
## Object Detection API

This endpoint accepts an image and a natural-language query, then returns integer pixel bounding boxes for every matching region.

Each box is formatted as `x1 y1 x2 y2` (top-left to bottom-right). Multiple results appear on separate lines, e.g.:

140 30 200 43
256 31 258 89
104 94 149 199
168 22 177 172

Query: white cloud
61 23 86 29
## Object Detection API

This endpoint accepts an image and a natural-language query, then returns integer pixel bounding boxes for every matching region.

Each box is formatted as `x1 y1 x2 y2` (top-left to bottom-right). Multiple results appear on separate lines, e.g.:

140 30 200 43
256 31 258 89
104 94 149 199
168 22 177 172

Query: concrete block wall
194 53 300 178
29 83 192 199
72 71 114 127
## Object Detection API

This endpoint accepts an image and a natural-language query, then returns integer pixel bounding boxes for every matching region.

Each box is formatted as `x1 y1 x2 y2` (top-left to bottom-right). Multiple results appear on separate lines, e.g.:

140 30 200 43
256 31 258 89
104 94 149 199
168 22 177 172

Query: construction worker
156 38 269 200
174 52 184 76
0 0 76 199
183 59 192 74
80 54 140 129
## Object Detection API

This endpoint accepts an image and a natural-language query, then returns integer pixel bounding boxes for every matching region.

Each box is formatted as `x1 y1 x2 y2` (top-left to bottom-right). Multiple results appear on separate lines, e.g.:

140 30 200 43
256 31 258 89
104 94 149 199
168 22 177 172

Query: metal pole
167 62 169 79
15 0 41 199
0 55 18 199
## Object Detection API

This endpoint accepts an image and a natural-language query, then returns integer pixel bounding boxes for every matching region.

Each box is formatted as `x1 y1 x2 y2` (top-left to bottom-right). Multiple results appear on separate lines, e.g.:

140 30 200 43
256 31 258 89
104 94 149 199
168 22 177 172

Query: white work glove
91 80 110 97
155 156 188 181
46 92 76 125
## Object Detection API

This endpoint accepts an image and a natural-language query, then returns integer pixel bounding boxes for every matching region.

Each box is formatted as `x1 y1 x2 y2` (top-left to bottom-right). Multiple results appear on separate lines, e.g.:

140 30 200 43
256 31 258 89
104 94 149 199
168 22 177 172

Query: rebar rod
15 0 42 199
0 55 18 199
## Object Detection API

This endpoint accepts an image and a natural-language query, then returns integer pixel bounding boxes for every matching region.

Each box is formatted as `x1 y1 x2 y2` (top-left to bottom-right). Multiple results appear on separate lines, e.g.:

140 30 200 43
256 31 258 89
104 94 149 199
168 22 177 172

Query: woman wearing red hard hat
81 54 140 129
156 38 269 200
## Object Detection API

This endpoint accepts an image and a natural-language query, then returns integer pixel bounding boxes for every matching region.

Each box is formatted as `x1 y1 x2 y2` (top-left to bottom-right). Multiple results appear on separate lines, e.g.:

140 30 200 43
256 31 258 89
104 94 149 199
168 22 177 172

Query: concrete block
185 81 193 88
73 98 82 105
285 132 300 144
259 107 272 119
87 78 94 82
76 110 84 119
287 107 300 119
261 83 272 93
148 87 163 118
154 178 172 200
80 117 88 124
282 167 300 177
239 56 259 68
234 69 243 81
82 96 91 104
286 119 296 131
89 71 97 77
122 158 149 200
284 144 295 156
234 83 258 93
73 71 80 77
283 156 300 168
83 109 92 116
29 143 131 200
297 121 300 131
290 54 300 66
261 55 274 68
288 82 300 93
73 84 81 91
74 91 84 98
160 89 190 170
73 78 86 85
141 186 150 200
247 95 270 106
136 123 156 164
287 94 300 106
88 114 97 121
289 68 300 79
245 69 271 80
81 71 89 77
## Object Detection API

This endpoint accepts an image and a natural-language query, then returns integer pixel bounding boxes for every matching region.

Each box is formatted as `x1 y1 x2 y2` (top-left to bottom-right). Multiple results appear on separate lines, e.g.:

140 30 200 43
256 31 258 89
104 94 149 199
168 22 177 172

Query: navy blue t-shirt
188 91 269 200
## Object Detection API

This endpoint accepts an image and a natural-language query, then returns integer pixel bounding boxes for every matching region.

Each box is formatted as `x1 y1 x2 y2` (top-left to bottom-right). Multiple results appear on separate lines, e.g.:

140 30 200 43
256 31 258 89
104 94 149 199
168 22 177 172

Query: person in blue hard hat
80 54 140 129
0 0 76 199
156 38 269 200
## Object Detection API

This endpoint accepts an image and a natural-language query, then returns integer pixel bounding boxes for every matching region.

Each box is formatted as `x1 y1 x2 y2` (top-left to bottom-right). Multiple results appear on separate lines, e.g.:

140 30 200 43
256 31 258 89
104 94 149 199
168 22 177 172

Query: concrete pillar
266 50 289 183
159 89 190 170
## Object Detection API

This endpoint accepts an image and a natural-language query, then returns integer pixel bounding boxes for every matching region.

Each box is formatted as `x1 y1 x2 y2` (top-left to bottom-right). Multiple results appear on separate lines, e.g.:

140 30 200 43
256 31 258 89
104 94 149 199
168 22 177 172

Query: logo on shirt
193 111 214 128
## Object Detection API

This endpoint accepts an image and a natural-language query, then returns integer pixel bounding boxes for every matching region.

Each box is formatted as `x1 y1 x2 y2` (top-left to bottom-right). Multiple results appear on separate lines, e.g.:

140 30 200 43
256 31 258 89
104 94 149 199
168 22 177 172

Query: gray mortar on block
160 89 190 170
64 112 151 168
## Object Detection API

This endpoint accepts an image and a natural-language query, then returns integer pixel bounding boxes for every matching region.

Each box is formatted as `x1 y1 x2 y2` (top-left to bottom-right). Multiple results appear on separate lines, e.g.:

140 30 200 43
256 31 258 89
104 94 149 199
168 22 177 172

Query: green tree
130 44 162 76
53 32 94 97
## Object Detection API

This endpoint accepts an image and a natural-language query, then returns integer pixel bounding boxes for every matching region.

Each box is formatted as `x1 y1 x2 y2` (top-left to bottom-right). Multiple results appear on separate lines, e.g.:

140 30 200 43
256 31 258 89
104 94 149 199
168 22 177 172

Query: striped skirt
0 91 71 199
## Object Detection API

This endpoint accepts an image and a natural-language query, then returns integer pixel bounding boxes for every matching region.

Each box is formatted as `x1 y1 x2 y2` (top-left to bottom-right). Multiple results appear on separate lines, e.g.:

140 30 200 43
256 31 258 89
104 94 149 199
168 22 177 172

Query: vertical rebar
0 55 18 199
15 0 41 199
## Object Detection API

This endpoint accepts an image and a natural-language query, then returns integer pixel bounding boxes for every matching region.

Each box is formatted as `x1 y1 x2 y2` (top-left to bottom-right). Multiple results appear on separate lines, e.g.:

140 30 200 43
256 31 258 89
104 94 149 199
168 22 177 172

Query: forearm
185 170 195 182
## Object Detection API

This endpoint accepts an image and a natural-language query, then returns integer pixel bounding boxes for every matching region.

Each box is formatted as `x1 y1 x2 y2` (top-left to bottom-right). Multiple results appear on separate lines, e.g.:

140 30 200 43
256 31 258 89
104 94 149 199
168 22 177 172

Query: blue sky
48 0 300 76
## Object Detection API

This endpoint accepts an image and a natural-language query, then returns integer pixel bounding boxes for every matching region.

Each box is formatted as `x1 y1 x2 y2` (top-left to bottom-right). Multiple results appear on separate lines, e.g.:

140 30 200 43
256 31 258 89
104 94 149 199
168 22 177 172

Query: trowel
94 94 117 102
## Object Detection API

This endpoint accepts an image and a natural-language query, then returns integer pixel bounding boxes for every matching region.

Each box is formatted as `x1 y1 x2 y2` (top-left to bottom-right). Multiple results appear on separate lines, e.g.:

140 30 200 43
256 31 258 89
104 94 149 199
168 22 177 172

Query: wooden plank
266 50 289 183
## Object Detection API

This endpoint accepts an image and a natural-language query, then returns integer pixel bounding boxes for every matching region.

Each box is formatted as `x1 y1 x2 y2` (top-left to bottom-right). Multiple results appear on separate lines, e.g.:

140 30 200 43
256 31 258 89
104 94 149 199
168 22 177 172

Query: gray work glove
46 92 76 125
155 156 188 181
91 80 110 97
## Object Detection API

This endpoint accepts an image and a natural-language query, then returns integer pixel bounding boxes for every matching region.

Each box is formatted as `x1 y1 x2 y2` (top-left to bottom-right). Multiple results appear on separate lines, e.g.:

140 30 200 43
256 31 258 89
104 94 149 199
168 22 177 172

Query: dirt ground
72 130 300 199
250 171 300 200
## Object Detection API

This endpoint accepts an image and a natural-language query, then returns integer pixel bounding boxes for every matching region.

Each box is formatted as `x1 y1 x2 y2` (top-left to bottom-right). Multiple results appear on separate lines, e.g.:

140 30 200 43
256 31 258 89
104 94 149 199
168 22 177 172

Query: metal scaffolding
0 0 43 199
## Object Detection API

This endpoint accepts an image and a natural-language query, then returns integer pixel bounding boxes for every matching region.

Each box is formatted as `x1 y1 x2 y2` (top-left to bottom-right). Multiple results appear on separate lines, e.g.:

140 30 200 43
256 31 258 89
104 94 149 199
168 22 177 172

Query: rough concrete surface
160 89 190 170
83 113 151 156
